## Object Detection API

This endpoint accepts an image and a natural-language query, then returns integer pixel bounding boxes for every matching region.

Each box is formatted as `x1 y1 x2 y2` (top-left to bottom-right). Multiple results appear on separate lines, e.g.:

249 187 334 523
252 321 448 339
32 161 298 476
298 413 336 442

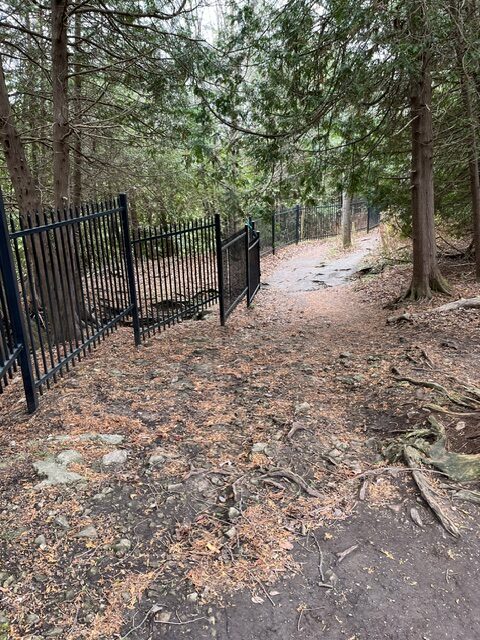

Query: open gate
216 217 261 325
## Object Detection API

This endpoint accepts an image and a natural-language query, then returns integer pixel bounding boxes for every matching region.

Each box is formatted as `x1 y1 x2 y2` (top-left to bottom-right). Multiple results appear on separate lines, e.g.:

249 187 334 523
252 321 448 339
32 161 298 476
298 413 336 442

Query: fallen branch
262 469 321 498
387 296 480 324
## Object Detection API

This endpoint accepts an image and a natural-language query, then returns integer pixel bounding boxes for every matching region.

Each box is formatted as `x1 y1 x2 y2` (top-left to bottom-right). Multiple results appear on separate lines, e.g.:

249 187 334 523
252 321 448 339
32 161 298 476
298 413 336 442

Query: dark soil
0 232 479 640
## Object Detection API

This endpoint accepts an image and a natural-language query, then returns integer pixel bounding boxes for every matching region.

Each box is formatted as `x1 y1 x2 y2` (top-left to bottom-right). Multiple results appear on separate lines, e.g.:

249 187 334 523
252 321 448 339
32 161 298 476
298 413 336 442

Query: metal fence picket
0 190 37 412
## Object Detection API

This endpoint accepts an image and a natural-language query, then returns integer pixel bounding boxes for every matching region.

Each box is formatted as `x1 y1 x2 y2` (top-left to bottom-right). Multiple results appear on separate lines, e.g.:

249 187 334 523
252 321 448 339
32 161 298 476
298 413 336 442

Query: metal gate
217 218 261 325
247 223 260 305
0 192 37 411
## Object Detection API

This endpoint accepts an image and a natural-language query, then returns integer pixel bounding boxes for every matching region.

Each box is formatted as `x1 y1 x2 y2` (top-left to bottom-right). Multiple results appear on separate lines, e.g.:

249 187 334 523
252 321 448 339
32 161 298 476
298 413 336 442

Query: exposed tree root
387 296 480 323
401 273 452 302
403 445 460 537
453 489 480 505
262 469 321 498
384 415 480 536
393 372 480 410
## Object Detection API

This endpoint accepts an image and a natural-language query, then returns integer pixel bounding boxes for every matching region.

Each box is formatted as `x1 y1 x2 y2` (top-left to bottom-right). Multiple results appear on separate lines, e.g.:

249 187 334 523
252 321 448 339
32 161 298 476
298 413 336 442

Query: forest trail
0 236 479 640
267 230 379 292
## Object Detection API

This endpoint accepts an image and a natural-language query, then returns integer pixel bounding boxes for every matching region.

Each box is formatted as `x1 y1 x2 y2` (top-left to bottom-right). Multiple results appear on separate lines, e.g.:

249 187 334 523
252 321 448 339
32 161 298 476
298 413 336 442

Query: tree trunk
51 0 70 210
0 56 69 345
451 0 480 280
51 0 83 342
341 191 352 249
405 51 449 300
72 9 82 206
0 57 42 217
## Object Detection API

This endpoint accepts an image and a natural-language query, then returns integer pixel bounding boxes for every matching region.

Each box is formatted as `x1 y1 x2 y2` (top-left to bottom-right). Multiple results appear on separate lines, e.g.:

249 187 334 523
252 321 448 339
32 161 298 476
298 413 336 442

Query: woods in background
1 0 480 298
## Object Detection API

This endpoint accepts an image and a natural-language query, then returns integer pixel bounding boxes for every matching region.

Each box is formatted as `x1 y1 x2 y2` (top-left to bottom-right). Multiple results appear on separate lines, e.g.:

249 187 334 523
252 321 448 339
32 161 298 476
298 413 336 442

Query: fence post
367 206 371 233
214 214 226 326
245 223 251 307
118 193 141 346
271 211 276 255
0 190 38 413
295 204 301 244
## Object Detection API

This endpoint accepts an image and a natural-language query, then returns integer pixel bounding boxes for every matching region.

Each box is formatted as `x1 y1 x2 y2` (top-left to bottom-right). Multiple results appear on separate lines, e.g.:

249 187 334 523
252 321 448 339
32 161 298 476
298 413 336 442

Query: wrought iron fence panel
219 226 248 324
131 217 218 338
247 226 261 305
7 196 135 394
0 262 19 392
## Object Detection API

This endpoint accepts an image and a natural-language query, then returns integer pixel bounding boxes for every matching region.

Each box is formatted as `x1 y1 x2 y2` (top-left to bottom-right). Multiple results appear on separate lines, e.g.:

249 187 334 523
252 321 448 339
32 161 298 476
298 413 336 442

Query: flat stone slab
48 433 125 445
56 450 83 466
102 449 128 466
33 460 85 488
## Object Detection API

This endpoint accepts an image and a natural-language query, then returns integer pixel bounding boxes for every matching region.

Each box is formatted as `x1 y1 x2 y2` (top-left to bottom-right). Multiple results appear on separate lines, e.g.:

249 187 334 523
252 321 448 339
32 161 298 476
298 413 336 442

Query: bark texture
52 0 70 209
0 57 41 217
451 0 480 280
341 192 352 249
406 52 449 299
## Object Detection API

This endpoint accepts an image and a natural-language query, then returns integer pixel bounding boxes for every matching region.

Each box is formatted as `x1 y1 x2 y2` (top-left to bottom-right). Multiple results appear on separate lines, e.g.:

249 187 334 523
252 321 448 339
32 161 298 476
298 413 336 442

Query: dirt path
267 232 378 292
0 235 479 640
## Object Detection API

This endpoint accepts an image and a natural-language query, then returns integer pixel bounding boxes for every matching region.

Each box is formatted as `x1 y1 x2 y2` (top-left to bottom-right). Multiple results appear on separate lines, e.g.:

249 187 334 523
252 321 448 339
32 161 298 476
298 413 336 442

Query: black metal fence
247 224 261 304
218 227 248 325
3 195 137 411
0 189 379 413
0 194 264 412
218 220 262 325
254 198 380 256
132 218 218 338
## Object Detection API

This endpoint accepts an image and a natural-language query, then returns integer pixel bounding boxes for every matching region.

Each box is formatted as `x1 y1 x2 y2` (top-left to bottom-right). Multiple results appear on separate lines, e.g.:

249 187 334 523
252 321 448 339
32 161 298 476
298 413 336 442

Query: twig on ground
262 469 321 497
336 544 358 563
287 422 308 440
311 532 325 582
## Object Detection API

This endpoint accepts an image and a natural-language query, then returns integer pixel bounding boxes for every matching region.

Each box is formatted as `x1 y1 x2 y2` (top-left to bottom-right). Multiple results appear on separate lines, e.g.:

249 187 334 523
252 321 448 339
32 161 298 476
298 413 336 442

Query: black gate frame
247 221 260 305
0 191 38 412
216 215 261 326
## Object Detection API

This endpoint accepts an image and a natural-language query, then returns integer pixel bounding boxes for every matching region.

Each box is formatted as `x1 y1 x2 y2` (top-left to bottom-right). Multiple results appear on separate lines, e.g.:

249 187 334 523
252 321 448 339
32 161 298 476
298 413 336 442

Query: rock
410 507 424 528
328 448 344 459
64 589 76 602
102 449 128 466
33 460 85 488
56 450 83 466
251 442 268 453
339 352 351 359
76 525 98 539
26 613 40 625
113 538 131 555
54 515 69 529
324 569 338 586
45 627 63 637
294 401 311 414
97 434 124 445
186 592 198 602
156 612 172 624
92 487 113 501
228 507 240 521
225 527 236 539
455 421 466 432
148 453 166 467
34 534 47 549
167 483 183 492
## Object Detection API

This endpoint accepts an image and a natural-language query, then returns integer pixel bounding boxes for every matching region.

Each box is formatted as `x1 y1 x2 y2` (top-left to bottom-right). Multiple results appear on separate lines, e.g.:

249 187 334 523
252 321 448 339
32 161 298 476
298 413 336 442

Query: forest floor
1 230 480 640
